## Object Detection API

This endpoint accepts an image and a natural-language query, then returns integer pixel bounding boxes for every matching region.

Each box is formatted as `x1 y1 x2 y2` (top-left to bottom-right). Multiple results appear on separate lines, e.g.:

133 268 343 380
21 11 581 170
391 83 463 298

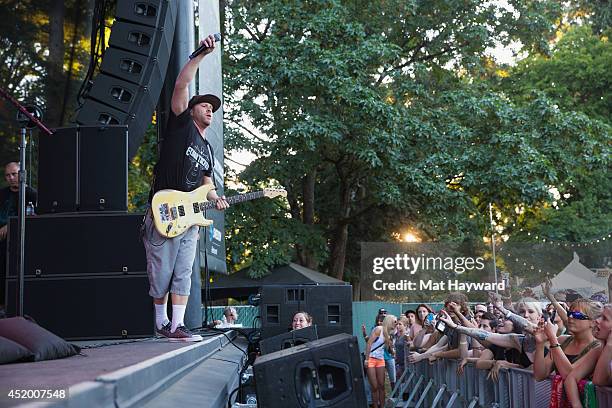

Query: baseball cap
188 94 221 112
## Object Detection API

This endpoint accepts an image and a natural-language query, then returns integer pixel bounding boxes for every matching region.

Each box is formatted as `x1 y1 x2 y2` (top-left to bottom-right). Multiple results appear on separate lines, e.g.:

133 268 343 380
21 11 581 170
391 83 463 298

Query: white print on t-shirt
185 144 211 188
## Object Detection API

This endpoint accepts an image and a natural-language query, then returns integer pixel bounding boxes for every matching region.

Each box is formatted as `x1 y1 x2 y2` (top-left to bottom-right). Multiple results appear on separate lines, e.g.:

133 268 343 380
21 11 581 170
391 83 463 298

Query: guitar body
151 184 215 238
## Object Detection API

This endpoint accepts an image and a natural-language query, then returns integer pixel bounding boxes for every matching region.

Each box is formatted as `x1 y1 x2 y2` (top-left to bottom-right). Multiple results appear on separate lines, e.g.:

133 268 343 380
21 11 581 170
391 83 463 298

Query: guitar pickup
193 203 200 214
170 206 178 219
178 205 185 217
159 203 171 221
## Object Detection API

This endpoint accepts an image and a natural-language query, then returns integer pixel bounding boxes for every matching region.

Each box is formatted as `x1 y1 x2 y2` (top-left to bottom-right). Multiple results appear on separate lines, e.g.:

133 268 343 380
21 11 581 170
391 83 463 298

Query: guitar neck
200 190 265 210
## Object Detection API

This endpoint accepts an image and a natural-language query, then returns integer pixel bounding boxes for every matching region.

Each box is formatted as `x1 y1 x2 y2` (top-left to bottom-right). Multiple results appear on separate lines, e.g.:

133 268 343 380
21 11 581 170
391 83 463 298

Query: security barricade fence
388 359 612 408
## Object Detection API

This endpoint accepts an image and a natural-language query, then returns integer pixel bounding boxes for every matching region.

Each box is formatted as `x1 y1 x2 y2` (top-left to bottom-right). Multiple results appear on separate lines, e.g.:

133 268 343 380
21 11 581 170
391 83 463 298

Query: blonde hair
397 316 409 333
381 314 397 352
515 297 542 317
570 299 603 320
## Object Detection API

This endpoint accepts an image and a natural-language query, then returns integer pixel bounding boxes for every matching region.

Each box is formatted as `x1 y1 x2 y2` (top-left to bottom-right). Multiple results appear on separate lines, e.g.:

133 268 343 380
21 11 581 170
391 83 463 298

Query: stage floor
0 337 190 390
0 332 244 407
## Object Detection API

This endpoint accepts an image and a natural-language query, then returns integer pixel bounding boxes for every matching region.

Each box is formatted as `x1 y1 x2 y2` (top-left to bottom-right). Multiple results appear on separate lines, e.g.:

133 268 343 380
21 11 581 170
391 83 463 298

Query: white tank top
370 328 386 360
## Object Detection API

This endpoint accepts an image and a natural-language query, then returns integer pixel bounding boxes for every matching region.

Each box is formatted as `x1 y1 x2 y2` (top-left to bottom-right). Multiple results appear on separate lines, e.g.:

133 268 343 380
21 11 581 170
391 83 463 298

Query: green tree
501 25 611 123
223 0 609 280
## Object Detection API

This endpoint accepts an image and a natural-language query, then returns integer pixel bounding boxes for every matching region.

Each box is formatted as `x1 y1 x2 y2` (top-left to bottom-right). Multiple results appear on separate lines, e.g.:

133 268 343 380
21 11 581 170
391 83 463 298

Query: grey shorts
142 211 200 298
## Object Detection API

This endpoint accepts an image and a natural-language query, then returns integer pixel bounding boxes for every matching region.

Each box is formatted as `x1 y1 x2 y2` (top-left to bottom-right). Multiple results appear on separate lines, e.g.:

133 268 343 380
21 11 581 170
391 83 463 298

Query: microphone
189 33 221 59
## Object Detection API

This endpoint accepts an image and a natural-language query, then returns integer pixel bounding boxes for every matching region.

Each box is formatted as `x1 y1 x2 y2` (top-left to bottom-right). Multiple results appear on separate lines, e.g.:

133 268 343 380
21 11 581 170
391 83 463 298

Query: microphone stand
0 86 52 317
17 126 27 316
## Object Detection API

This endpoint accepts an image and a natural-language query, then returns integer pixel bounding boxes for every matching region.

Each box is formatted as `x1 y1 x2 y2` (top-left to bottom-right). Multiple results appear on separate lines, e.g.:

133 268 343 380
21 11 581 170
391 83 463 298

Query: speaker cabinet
37 127 78 213
253 334 367 408
76 0 178 159
6 275 153 340
260 325 319 355
260 285 352 340
6 213 145 278
38 125 128 213
79 126 128 211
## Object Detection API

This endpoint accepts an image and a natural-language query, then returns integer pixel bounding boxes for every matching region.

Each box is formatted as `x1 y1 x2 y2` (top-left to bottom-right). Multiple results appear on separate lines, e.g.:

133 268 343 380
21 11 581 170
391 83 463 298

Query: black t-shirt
0 186 37 227
152 110 213 195
489 344 509 361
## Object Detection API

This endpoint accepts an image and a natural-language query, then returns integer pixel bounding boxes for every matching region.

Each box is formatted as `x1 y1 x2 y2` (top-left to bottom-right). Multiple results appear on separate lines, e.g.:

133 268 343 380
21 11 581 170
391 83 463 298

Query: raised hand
448 301 462 315
543 320 558 341
488 291 503 310
533 322 548 345
438 310 455 327
541 277 553 298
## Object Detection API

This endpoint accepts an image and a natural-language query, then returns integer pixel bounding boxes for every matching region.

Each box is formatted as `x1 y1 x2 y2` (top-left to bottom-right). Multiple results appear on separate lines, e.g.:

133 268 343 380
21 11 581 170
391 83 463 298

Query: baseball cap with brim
188 94 221 112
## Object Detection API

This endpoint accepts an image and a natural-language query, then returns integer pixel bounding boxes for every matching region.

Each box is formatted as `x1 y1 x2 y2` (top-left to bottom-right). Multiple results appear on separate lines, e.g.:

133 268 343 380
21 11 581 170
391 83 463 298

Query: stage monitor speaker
260 325 319 355
76 0 178 159
253 333 367 408
6 275 153 340
6 213 146 278
38 126 127 213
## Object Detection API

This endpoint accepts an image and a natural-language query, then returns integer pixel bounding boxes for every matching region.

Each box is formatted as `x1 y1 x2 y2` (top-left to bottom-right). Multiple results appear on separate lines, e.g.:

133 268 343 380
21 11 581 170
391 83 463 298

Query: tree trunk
296 170 317 269
330 179 351 280
46 0 65 126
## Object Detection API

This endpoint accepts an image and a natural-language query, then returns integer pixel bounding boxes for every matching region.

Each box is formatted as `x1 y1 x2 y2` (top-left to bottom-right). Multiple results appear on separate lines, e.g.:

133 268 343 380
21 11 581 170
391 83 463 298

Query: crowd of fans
361 280 612 408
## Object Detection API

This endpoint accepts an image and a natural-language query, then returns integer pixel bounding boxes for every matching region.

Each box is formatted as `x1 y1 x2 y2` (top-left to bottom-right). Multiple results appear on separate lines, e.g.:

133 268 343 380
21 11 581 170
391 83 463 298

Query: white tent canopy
530 252 608 300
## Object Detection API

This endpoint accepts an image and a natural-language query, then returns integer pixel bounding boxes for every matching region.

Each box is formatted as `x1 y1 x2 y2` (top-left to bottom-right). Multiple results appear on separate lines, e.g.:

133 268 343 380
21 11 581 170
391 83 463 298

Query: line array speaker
76 0 178 159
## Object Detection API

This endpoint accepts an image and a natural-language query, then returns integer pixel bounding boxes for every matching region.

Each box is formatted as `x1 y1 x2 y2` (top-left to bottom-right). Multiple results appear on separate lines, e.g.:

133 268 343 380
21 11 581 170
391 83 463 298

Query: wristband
550 343 561 349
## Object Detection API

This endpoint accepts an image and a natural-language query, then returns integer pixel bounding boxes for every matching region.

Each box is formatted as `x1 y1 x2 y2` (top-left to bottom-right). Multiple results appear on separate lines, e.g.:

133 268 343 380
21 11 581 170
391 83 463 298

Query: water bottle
26 202 35 216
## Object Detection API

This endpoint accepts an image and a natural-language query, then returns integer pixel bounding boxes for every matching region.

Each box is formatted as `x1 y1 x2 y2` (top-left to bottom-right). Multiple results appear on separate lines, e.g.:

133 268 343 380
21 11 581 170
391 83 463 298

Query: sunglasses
568 311 590 320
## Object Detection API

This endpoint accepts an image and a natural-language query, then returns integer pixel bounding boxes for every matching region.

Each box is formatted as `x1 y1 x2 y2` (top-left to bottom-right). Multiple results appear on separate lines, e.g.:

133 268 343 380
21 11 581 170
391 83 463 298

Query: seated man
215 306 242 328
0 162 37 310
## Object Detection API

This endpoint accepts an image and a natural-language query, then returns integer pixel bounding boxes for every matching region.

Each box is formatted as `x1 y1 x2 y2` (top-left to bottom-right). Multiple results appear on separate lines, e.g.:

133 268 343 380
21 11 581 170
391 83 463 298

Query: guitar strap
205 139 217 189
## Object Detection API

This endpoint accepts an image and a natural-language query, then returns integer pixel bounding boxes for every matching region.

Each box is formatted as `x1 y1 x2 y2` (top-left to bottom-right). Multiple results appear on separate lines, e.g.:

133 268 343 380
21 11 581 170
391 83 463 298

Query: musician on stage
142 34 228 342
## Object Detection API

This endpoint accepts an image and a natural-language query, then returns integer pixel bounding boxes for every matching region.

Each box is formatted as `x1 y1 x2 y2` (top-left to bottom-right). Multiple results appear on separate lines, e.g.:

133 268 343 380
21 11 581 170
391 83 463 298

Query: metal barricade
476 366 496 407
508 367 552 408
494 368 511 408
403 359 611 408
596 386 612 407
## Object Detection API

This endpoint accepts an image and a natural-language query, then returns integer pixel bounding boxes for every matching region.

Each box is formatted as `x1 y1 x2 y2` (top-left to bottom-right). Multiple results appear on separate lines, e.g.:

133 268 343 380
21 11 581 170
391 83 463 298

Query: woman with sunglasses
532 299 601 381
563 303 612 408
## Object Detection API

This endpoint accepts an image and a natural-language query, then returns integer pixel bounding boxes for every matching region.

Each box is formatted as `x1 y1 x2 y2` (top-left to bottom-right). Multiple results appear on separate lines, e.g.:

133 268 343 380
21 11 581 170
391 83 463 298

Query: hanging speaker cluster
76 1 178 159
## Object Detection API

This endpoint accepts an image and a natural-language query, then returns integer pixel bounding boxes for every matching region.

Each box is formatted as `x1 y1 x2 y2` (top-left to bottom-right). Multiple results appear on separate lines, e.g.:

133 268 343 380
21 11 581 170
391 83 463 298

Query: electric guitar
151 184 286 238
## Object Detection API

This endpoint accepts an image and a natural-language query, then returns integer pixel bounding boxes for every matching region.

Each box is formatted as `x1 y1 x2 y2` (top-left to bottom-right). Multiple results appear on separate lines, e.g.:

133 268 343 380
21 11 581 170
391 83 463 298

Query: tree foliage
223 0 609 280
